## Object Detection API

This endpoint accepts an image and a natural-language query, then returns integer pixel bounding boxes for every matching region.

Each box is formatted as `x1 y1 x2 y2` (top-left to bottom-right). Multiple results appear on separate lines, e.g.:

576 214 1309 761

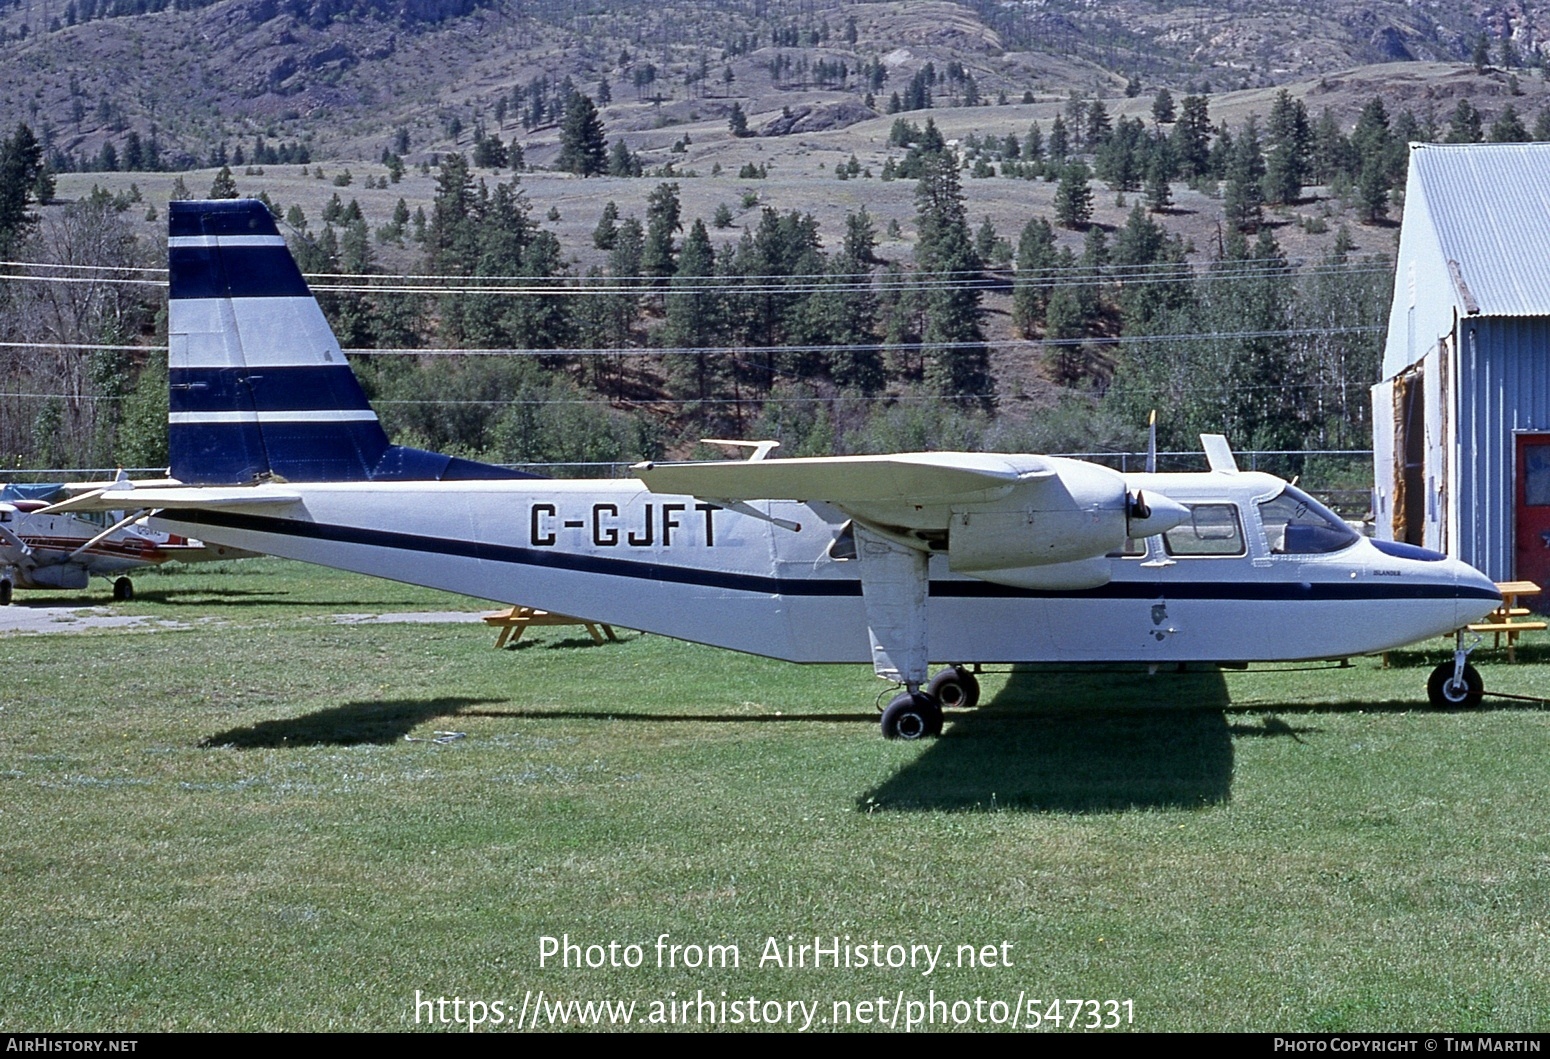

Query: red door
1515 433 1550 590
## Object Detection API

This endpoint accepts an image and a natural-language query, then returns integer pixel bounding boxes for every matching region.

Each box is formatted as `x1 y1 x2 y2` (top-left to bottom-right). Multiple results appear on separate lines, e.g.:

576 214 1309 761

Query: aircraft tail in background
166 199 532 485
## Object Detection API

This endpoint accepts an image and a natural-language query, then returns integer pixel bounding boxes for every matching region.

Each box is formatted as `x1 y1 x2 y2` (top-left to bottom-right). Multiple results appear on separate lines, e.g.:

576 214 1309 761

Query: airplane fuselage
147 468 1499 667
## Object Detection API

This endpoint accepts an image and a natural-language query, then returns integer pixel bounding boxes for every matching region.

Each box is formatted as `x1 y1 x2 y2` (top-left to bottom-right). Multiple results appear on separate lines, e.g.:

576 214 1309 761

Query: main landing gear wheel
1427 661 1483 710
112 577 134 602
881 692 944 740
0 579 11 606
927 665 981 710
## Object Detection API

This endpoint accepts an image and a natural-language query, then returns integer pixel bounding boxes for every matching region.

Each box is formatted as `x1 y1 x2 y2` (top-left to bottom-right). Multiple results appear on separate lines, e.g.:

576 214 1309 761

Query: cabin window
1257 486 1359 555
1163 503 1245 557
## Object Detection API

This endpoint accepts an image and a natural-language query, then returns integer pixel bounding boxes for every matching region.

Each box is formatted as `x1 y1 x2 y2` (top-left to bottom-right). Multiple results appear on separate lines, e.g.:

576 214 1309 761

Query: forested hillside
4 0 1547 478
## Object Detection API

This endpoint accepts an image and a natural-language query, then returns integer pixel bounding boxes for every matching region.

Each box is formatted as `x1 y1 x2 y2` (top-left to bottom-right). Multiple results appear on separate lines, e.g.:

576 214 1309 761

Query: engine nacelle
948 505 1129 572
947 458 1131 573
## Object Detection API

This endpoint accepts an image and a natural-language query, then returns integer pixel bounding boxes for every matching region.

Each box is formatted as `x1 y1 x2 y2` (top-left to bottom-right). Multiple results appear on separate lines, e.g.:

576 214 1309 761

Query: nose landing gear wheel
881 692 944 740
1427 661 1483 710
927 665 981 710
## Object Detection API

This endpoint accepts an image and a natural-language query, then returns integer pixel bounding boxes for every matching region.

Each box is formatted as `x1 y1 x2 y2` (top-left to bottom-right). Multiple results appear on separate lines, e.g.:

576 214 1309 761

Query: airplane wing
632 452 1053 505
39 487 304 516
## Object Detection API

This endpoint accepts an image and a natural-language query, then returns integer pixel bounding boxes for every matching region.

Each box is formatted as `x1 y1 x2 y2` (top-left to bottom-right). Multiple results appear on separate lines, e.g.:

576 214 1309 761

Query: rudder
167 199 533 484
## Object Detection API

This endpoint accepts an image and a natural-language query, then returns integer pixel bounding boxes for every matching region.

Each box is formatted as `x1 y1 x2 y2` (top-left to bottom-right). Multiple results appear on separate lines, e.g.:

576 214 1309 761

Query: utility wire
0 326 1383 357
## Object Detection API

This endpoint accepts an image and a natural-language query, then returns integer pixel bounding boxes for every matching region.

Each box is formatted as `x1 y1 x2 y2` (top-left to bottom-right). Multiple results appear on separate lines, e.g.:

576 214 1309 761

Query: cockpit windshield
1257 485 1360 555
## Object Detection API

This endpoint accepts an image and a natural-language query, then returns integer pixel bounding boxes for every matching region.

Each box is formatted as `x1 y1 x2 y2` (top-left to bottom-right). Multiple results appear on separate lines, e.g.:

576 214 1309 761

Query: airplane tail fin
167 199 534 484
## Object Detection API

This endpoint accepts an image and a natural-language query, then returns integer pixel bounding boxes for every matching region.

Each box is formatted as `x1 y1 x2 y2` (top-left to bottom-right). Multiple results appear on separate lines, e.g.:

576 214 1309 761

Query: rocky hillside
0 0 1545 168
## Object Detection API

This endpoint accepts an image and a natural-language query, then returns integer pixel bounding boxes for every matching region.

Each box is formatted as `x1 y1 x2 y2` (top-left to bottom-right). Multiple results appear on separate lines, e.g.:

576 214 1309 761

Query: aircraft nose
1127 491 1191 538
1453 561 1502 629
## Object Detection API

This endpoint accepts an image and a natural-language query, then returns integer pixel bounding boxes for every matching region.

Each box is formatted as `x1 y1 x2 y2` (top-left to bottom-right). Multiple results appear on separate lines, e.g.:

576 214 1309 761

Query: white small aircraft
49 200 1503 735
0 487 254 604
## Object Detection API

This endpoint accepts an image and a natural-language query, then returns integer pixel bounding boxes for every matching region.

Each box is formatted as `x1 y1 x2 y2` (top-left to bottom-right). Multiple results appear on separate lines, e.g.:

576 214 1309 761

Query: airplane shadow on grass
200 696 501 748
863 665 1241 814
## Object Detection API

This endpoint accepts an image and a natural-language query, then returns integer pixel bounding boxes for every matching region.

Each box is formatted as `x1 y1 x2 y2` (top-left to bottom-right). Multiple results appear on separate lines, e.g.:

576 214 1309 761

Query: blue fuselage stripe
163 508 1499 604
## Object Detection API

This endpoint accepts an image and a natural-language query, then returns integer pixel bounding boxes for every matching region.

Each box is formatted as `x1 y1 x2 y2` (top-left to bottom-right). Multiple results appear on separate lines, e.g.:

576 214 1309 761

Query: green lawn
2 559 1547 1032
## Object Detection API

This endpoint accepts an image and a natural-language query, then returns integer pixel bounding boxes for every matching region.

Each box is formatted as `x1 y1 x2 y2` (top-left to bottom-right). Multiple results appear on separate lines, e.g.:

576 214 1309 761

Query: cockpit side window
1257 486 1359 555
1163 503 1245 557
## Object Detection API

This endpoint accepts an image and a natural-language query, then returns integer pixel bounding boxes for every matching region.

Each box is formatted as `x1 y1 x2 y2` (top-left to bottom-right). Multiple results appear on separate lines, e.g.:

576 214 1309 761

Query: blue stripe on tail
166 199 538 485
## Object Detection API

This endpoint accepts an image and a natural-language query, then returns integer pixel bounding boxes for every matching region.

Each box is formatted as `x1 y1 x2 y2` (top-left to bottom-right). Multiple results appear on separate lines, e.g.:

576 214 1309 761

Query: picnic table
1467 581 1546 663
482 606 619 648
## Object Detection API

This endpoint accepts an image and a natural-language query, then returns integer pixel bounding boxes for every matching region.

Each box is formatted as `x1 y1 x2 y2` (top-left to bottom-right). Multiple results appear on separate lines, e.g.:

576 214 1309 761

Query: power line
0 326 1383 358
0 256 1393 298
0 380 1395 406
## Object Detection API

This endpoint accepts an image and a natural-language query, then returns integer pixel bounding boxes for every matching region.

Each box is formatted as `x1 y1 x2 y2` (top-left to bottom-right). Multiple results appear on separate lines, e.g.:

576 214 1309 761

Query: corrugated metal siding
1415 143 1550 317
1456 318 1550 580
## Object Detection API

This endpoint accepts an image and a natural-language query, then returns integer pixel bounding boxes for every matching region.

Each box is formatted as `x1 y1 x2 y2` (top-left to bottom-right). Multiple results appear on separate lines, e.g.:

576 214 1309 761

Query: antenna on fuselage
1147 410 1157 474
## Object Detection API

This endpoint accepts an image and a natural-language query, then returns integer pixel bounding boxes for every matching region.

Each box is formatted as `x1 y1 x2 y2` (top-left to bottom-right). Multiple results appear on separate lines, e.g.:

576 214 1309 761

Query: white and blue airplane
0 486 255 604
49 199 1503 736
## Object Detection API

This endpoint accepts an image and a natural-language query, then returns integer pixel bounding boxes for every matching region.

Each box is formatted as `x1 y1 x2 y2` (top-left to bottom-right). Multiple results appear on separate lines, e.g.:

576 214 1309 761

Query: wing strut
855 525 930 689
66 509 152 561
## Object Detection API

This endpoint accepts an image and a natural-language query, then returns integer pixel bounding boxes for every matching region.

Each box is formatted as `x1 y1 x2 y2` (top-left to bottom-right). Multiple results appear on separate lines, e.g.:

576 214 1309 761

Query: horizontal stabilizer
41 486 303 515
633 452 1052 504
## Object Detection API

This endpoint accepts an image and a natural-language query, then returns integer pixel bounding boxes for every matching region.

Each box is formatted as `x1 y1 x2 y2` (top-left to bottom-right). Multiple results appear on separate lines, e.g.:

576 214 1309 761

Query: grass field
2 558 1549 1032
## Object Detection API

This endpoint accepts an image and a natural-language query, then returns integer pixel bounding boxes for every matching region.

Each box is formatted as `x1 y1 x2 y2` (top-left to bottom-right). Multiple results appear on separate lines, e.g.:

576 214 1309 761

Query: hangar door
1516 433 1550 590
1392 368 1427 546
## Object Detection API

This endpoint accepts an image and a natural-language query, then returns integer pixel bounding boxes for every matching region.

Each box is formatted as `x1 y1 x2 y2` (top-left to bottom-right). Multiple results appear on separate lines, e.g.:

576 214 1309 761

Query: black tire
927 665 981 710
880 692 944 740
0 579 11 606
1427 661 1483 710
112 577 133 602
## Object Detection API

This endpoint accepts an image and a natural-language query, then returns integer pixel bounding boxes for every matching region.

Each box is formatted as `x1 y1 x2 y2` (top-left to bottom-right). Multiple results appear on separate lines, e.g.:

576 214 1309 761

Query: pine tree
0 123 45 258
1223 118 1266 232
1446 99 1484 143
1357 162 1390 224
642 182 682 281
1024 122 1044 162
1085 99 1112 147
822 209 884 392
1490 104 1529 142
1535 106 1550 142
1473 33 1492 74
1151 88 1176 125
1011 216 1056 336
1145 150 1174 213
1350 97 1392 174
592 201 620 249
912 151 992 402
1311 107 1355 183
608 139 640 177
1047 114 1069 163
424 153 477 275
663 218 723 402
1054 160 1093 229
208 165 238 199
1262 89 1311 205
728 103 750 138
556 93 608 176
1172 95 1211 178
